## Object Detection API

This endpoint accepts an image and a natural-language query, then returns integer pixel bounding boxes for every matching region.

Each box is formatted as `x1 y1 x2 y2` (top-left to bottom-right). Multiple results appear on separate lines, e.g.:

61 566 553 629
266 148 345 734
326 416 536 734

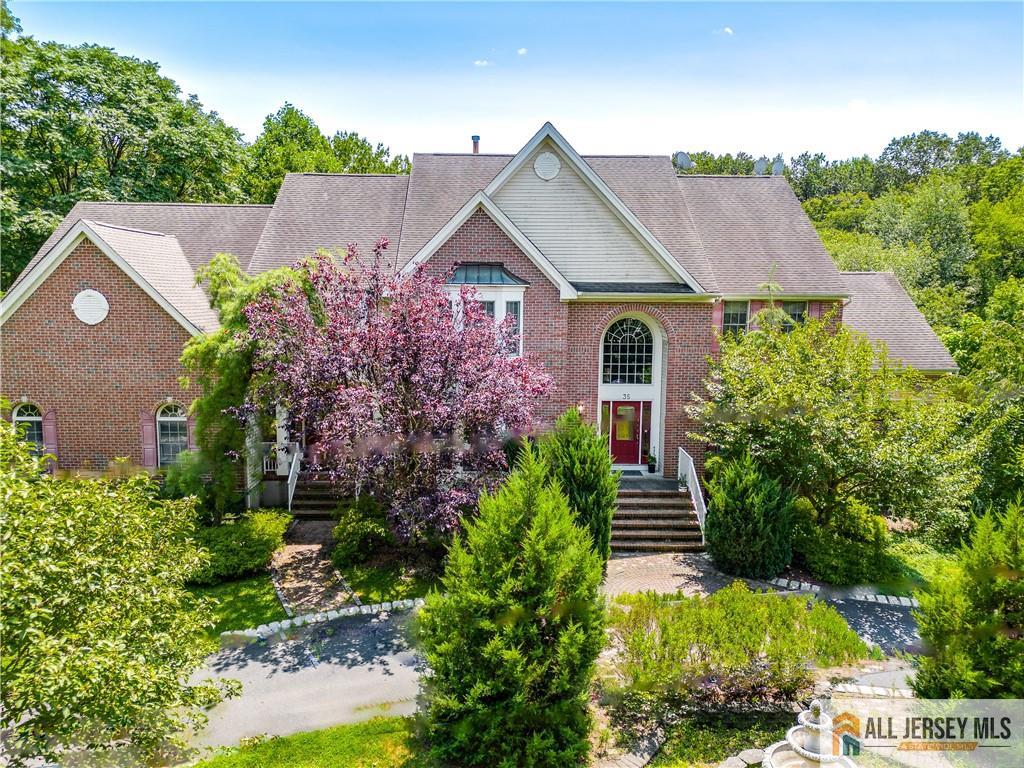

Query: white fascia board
0 221 202 336
403 191 578 300
720 292 851 301
483 122 706 294
573 292 716 303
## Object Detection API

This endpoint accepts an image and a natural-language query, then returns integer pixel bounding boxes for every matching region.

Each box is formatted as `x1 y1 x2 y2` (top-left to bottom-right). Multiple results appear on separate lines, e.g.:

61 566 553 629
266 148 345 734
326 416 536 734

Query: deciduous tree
0 419 232 764
242 239 551 540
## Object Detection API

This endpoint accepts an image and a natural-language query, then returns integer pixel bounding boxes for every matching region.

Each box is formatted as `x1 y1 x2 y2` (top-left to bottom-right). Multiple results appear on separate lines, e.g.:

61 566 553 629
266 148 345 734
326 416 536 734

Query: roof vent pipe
472 135 480 154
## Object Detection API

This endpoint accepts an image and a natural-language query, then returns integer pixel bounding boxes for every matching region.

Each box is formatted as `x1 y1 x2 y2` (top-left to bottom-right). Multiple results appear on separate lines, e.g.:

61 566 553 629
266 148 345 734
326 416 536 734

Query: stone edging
767 578 920 608
831 682 915 698
593 728 664 768
717 747 766 768
219 597 426 644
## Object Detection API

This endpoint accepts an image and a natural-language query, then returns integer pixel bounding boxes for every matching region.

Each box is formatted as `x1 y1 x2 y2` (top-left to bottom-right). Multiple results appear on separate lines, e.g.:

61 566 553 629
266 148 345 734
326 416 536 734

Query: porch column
275 405 290 477
244 413 262 509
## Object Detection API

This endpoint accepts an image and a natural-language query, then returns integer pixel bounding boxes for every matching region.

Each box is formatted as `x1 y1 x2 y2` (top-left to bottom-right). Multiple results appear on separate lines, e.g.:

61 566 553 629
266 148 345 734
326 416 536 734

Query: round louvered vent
72 289 109 325
533 151 561 181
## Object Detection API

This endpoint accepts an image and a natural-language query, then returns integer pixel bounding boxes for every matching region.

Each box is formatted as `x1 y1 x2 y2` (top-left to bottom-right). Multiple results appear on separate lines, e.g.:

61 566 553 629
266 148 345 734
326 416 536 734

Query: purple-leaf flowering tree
243 237 551 540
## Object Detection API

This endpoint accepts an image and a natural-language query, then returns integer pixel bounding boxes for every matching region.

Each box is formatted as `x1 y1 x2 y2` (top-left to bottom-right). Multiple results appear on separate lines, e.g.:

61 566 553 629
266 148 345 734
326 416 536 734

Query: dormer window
446 263 527 355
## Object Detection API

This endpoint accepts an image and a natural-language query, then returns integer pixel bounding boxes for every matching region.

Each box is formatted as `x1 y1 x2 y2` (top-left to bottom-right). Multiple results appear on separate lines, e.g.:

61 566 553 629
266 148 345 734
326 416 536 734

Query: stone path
603 551 769 597
271 520 358 615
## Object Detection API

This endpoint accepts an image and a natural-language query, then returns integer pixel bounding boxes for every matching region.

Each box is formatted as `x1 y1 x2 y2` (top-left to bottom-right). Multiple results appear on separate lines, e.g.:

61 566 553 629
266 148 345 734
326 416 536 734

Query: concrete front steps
289 478 344 519
611 487 704 553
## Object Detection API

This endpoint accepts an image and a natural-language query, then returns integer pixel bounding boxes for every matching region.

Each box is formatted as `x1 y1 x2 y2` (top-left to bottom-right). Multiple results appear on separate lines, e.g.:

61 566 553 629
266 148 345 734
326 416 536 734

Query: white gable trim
404 191 579 300
0 221 202 335
484 122 706 294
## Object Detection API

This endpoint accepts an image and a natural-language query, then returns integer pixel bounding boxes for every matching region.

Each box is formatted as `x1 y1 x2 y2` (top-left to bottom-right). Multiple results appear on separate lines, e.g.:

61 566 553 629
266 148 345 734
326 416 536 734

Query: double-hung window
12 404 43 454
447 264 527 356
781 301 808 332
722 301 749 335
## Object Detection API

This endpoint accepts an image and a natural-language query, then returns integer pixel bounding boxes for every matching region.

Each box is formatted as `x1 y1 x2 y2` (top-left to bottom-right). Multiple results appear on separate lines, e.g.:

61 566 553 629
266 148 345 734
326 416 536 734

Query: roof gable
490 138 679 283
1 220 218 335
484 123 706 292
403 192 578 300
16 202 271 290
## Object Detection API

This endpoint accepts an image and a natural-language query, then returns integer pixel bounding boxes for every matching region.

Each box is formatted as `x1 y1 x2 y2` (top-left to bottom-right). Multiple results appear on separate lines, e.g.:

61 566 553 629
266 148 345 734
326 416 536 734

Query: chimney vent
472 135 480 154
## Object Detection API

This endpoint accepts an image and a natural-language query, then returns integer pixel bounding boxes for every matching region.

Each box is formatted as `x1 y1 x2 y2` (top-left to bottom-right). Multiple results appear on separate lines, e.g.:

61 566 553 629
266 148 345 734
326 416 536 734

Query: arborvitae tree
914 497 1024 698
540 407 619 564
418 447 604 767
704 452 794 579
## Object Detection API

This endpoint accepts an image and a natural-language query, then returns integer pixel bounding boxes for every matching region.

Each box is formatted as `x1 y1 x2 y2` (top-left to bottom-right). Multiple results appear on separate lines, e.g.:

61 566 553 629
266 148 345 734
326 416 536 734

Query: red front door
610 401 641 464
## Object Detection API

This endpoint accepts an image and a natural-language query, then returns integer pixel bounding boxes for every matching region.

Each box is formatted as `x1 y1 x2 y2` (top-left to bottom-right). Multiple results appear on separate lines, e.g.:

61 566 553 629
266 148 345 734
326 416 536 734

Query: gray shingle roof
841 272 957 372
676 175 848 296
248 173 410 273
20 202 272 288
83 220 220 333
395 153 512 267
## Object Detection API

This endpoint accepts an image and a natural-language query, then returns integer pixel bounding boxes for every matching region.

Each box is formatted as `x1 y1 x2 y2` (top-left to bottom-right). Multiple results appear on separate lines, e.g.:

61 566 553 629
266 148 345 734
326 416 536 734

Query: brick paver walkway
271 520 358 615
602 552 767 597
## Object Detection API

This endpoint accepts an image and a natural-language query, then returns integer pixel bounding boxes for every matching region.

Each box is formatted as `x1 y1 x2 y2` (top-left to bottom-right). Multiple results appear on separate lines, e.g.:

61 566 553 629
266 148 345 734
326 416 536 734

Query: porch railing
261 442 278 473
677 447 707 544
286 448 302 513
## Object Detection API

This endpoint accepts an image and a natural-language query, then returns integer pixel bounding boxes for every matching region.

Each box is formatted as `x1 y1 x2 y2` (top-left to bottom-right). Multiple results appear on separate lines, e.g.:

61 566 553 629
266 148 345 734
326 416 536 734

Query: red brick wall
418 209 569 426
564 302 715 477
2 239 199 470
419 209 717 475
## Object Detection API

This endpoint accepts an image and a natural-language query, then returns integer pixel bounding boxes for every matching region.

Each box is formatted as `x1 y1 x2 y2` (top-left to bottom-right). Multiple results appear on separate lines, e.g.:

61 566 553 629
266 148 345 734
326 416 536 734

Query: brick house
1 123 956 489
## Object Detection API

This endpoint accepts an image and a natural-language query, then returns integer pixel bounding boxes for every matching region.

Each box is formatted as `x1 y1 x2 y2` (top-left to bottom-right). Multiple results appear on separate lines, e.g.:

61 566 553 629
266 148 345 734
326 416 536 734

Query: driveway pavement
194 611 420 748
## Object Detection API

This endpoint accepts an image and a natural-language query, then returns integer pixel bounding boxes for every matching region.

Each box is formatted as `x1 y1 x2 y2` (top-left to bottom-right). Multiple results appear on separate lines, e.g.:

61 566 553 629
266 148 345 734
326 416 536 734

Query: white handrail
677 447 707 544
261 442 278 473
286 445 302 512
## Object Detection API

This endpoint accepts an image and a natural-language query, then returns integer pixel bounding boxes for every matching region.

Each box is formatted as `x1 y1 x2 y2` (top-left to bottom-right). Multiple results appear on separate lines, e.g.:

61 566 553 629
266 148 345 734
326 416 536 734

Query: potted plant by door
646 451 657 474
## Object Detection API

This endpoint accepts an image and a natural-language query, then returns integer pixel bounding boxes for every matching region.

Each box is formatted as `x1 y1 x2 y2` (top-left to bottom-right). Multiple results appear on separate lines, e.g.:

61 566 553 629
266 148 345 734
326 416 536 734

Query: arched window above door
602 317 654 384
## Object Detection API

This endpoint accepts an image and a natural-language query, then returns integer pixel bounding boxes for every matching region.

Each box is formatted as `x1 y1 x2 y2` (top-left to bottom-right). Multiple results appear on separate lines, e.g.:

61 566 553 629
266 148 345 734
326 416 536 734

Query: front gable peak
484 123 706 292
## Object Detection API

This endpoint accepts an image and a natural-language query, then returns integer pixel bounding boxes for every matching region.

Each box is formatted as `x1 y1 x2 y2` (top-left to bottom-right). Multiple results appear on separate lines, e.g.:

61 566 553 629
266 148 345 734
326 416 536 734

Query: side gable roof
248 173 410 274
18 201 271 289
677 175 848 297
841 271 957 372
1 220 219 335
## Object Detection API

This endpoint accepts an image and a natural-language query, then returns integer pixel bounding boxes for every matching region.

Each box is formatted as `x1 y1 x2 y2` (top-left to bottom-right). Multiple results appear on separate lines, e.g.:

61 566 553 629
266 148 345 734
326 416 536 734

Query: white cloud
473 59 491 67
721 26 734 36
517 47 528 56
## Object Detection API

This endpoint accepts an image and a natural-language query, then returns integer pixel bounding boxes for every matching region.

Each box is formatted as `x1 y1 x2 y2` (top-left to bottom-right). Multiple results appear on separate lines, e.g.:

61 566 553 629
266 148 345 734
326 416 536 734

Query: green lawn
193 717 424 767
343 558 441 604
188 574 287 640
651 713 792 768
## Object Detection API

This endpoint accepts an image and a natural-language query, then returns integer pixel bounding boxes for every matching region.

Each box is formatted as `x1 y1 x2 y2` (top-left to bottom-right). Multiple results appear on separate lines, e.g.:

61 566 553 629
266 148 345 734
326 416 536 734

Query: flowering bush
243 238 551 540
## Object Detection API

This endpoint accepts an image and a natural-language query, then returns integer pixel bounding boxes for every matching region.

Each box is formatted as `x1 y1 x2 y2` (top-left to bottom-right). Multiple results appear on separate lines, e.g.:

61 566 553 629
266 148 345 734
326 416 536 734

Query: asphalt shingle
841 271 958 372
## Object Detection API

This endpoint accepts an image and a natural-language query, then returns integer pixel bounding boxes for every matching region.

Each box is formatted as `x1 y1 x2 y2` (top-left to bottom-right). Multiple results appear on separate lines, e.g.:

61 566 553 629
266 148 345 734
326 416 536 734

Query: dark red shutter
187 415 198 450
41 409 58 473
710 300 725 354
140 411 157 468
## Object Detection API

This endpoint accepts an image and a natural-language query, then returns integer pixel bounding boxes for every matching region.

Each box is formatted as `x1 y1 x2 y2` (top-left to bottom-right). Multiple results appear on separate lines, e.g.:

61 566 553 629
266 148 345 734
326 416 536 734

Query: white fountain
762 700 858 768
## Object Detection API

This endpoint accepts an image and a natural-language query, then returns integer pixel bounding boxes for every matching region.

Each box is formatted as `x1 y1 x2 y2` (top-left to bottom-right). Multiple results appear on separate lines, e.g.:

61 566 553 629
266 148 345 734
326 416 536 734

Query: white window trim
722 300 750 334
446 285 526 356
12 404 43 450
156 403 188 468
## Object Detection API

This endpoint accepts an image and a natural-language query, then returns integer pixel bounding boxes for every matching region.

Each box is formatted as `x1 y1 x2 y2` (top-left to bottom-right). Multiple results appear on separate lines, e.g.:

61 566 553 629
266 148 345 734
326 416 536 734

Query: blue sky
12 1 1024 159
